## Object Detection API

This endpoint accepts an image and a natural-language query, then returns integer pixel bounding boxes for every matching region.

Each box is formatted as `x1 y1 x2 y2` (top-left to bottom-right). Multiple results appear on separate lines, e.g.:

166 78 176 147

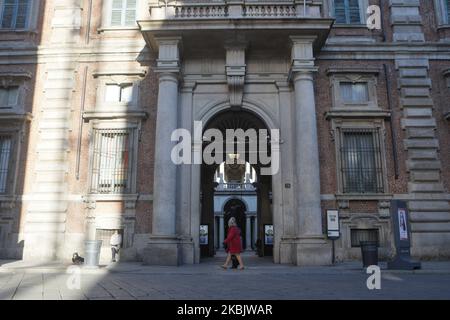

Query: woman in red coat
222 217 245 270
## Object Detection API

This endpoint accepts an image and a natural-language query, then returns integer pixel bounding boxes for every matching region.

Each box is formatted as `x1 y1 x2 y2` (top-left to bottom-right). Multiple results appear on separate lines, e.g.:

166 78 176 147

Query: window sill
332 24 367 28
0 112 33 122
97 26 140 33
325 109 391 120
0 28 38 34
83 110 148 121
335 194 392 201
83 194 139 202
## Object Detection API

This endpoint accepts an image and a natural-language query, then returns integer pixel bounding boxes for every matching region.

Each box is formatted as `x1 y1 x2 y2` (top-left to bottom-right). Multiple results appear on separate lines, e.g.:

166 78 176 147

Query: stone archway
199 109 274 259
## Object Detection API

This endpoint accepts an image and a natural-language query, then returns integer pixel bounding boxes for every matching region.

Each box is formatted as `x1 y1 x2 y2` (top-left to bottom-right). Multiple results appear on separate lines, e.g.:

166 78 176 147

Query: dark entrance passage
200 110 273 259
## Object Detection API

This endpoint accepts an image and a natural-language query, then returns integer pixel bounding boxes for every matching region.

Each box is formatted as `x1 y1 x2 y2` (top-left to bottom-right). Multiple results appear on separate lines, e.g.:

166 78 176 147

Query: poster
200 225 208 245
327 210 340 239
398 209 408 241
264 225 274 246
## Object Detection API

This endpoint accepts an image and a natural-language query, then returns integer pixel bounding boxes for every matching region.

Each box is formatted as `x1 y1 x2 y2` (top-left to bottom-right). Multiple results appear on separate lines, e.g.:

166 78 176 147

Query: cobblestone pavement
1 256 450 300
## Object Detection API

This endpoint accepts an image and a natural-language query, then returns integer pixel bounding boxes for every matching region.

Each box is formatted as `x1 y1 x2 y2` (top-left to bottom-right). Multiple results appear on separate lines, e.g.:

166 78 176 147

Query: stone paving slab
0 257 450 300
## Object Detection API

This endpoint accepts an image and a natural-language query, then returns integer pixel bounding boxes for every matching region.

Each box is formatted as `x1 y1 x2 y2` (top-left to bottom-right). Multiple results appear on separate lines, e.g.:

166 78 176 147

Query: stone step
399 68 428 78
404 138 439 149
41 110 71 121
410 171 441 182
409 182 445 193
39 119 71 130
36 151 68 161
400 98 434 107
27 202 68 213
407 160 441 171
36 140 69 152
44 89 72 100
32 182 68 193
39 129 69 140
401 118 437 129
44 79 75 90
43 99 73 110
26 213 67 224
404 107 433 118
398 78 432 88
410 211 450 223
410 222 450 233
34 161 69 172
409 201 450 212
408 149 438 160
401 88 430 98
396 59 429 69
35 172 66 183
405 128 436 139
24 222 66 233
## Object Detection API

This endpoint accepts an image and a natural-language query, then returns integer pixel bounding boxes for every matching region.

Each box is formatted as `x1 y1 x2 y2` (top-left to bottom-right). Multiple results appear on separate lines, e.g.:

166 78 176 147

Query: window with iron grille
340 129 384 194
333 0 362 24
351 229 379 247
0 135 12 194
90 129 134 194
0 0 30 29
111 0 137 27
96 229 124 248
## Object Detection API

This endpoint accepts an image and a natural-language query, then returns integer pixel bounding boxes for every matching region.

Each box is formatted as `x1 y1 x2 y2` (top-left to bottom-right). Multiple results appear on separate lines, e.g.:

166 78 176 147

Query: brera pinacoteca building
0 0 450 265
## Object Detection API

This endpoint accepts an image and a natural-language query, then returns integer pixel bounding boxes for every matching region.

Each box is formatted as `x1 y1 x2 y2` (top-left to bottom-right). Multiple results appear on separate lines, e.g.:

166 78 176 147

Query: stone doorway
200 110 273 259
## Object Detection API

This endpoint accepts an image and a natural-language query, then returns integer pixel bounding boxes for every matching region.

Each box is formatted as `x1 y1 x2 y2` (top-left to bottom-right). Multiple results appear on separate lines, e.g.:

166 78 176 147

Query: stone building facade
0 0 449 265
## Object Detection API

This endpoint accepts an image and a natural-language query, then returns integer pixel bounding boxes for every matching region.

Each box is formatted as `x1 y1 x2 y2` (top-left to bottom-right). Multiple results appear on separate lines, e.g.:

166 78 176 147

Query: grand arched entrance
200 110 273 259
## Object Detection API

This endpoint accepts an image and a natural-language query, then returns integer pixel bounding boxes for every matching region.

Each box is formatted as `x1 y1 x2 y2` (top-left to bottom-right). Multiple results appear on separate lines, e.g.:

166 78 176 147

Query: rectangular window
340 129 384 194
0 0 30 29
91 129 134 194
351 229 379 247
340 82 369 103
0 87 19 109
111 0 137 27
105 84 133 103
0 135 12 194
334 0 361 24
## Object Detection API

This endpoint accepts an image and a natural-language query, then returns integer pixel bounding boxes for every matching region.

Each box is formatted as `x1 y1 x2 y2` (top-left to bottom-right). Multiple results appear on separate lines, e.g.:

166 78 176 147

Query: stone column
214 217 218 249
246 216 252 250
253 217 258 250
290 36 330 266
219 216 225 249
143 37 182 266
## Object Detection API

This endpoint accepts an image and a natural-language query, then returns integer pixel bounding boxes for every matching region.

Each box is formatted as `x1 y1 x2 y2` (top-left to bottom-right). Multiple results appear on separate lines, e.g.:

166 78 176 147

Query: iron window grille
333 0 361 24
111 0 137 27
0 135 12 194
351 229 379 247
340 129 384 194
90 129 134 194
0 0 30 29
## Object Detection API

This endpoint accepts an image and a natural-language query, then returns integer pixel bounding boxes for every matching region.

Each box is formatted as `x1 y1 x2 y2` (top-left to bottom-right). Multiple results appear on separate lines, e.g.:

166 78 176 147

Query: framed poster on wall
264 225 274 246
200 225 209 245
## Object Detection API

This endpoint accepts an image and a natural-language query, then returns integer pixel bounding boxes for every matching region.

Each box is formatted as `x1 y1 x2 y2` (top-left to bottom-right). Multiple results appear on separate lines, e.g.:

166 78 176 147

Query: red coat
224 226 242 254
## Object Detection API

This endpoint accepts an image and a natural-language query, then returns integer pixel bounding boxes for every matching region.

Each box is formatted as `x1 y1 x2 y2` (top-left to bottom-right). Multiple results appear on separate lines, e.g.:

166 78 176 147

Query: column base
295 236 332 266
142 236 181 266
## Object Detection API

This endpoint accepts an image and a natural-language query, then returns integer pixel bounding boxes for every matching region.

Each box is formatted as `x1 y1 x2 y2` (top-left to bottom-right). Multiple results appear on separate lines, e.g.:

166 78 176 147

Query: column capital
289 67 318 83
289 35 317 83
155 36 182 74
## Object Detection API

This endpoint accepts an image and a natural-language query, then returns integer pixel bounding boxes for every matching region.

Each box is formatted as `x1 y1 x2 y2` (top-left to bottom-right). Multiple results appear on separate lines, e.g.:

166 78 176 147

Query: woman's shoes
238 266 245 270
221 265 228 270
